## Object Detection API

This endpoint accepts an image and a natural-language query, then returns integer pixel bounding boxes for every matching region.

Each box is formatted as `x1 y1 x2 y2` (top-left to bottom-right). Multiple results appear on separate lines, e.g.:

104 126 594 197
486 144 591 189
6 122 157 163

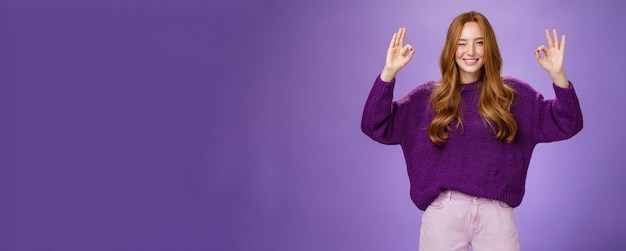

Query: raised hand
380 27 415 82
534 29 569 88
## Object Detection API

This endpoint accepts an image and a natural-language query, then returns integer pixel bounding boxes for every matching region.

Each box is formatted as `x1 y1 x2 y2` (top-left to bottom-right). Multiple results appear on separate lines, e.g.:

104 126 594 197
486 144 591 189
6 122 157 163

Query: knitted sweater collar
460 80 480 92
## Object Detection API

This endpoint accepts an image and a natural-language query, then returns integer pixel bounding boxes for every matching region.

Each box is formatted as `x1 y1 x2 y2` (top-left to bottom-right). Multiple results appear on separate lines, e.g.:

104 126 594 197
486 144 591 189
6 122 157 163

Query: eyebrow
459 38 484 41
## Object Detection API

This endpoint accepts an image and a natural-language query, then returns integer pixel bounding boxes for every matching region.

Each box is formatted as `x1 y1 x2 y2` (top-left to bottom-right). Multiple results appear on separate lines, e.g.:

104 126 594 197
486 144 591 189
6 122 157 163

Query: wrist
548 71 569 88
380 69 397 82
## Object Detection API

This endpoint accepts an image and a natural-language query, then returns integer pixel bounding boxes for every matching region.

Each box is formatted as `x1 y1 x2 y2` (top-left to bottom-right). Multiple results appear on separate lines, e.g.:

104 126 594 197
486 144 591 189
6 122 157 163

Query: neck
459 73 480 84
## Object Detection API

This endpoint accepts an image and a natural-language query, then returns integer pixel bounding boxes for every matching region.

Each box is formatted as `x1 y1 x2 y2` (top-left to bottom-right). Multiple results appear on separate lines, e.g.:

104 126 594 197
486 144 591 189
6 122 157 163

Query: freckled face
455 22 485 84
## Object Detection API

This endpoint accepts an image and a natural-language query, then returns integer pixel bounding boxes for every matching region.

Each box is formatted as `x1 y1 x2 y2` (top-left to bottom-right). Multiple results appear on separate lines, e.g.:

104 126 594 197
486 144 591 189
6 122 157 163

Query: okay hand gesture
380 27 415 82
534 29 569 88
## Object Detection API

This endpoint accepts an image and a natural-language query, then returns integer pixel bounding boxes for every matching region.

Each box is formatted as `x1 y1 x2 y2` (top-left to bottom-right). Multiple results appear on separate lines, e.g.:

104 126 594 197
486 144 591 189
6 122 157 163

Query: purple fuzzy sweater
361 75 583 211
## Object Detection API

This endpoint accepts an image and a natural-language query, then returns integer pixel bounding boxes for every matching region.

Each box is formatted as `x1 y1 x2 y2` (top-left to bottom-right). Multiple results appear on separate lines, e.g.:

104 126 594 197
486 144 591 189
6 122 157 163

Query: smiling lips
463 58 479 66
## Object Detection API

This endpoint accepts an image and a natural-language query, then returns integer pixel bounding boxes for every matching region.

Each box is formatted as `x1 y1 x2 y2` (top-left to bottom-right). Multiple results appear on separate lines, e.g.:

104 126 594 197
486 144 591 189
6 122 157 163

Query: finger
402 44 412 57
393 28 401 48
560 34 566 51
534 48 541 61
552 29 559 49
406 47 415 62
389 32 398 50
545 29 554 48
398 27 406 47
536 45 548 57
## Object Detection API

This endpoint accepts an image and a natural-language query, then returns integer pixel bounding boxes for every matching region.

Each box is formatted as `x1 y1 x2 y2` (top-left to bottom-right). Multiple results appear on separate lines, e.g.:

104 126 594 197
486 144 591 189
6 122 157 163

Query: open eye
476 41 484 46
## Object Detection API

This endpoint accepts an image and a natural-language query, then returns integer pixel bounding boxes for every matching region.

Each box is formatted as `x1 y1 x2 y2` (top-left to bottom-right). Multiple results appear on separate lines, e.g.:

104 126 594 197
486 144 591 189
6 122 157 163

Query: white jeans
419 190 520 251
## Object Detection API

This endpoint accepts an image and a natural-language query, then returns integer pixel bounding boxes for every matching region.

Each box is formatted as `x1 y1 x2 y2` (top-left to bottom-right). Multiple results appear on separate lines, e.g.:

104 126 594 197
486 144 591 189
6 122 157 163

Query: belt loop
447 190 452 201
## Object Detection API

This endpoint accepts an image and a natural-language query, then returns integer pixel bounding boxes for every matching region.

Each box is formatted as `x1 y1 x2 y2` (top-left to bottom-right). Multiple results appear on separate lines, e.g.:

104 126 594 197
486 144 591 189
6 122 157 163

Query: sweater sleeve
535 82 584 143
361 75 406 145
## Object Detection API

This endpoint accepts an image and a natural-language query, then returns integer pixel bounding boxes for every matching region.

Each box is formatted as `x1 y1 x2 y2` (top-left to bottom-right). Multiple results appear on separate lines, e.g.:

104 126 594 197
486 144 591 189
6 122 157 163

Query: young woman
361 11 583 251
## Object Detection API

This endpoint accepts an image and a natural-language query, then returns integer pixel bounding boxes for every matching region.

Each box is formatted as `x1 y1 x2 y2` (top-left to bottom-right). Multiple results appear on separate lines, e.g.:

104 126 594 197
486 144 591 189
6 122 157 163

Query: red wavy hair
428 11 517 146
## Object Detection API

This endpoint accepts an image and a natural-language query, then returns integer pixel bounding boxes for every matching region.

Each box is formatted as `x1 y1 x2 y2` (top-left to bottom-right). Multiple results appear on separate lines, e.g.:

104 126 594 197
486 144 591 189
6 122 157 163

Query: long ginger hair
428 11 517 146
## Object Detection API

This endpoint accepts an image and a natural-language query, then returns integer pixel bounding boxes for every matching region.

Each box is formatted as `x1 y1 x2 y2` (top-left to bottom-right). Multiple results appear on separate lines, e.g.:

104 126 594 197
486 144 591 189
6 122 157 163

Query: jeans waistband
442 190 495 204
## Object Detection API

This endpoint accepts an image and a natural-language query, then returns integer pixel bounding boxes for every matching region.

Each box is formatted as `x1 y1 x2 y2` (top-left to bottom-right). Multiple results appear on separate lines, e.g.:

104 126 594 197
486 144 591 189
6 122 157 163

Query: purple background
2 0 624 250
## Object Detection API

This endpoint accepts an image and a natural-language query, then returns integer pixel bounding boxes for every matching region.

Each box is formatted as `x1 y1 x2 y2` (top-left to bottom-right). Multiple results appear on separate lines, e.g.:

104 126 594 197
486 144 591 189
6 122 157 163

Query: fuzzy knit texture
361 75 583 211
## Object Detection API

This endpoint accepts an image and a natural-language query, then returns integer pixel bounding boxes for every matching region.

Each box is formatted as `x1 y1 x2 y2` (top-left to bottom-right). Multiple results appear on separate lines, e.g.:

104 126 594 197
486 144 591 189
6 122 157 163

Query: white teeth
463 59 478 65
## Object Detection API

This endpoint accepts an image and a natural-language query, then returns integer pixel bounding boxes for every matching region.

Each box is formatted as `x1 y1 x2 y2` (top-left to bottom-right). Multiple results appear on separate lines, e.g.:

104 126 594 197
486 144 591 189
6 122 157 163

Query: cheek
477 47 485 57
455 48 464 58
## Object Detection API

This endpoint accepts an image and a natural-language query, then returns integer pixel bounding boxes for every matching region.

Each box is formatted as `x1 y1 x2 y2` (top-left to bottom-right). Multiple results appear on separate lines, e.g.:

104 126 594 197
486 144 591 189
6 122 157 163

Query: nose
467 44 475 56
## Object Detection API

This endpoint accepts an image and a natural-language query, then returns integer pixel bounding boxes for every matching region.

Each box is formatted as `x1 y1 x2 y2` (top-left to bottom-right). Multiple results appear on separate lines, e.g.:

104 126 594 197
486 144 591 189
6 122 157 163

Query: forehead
459 22 483 39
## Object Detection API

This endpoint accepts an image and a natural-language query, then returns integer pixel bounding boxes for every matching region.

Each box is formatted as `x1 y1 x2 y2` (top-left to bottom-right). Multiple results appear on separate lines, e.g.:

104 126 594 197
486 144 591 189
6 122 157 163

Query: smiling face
455 22 485 84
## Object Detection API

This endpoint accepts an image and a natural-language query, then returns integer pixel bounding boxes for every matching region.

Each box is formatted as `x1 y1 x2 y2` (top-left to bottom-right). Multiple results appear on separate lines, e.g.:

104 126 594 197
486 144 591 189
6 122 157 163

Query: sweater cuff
367 74 397 103
553 81 579 104
376 74 396 85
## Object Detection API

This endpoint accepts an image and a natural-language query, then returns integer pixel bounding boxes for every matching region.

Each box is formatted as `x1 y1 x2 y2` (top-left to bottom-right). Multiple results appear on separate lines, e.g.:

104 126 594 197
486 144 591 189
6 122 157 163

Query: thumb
406 47 415 62
533 49 541 61
534 45 547 61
